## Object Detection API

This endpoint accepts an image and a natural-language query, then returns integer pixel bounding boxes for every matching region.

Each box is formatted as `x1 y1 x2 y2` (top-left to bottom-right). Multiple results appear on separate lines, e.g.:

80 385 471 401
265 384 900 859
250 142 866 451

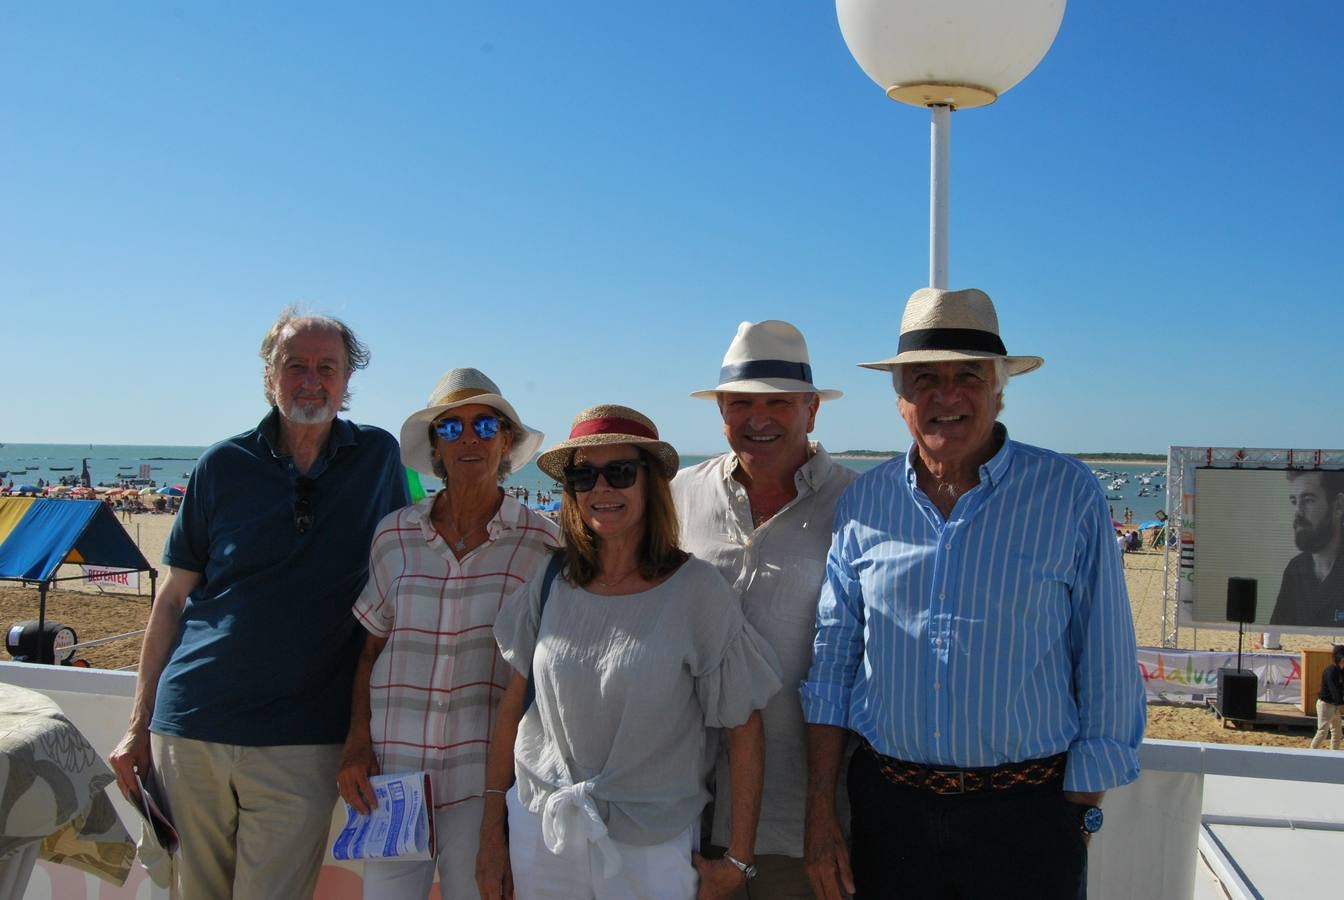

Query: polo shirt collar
257 407 357 463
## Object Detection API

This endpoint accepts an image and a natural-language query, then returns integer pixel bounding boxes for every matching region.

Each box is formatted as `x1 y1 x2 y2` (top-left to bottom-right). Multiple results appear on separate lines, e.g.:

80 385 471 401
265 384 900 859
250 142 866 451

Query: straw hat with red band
399 368 544 478
536 405 680 482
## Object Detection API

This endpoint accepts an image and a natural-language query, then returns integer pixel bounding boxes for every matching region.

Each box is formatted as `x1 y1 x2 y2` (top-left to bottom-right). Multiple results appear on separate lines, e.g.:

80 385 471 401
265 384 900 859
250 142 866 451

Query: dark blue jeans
848 744 1088 900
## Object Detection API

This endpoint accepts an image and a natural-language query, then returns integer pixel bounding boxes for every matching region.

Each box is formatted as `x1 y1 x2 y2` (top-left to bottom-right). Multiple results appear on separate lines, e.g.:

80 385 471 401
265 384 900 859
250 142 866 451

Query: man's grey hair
259 306 370 410
891 358 1009 405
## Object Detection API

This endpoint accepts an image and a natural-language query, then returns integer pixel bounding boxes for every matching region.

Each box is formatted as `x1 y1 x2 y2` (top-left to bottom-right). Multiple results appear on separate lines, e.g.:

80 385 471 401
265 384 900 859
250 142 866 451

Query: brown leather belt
865 742 1067 796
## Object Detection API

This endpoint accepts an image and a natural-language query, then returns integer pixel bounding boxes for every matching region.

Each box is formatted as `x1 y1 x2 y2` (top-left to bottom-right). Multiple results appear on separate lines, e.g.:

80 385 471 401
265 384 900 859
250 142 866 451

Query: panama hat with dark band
690 320 842 400
858 287 1043 376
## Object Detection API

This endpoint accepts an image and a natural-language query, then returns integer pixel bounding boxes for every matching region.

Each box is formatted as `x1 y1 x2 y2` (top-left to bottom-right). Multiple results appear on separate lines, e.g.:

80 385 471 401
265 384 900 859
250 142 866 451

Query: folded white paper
331 772 435 861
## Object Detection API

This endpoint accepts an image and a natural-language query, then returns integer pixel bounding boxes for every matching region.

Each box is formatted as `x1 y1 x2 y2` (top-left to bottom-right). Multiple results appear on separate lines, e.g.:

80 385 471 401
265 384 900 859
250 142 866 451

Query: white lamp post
836 0 1066 288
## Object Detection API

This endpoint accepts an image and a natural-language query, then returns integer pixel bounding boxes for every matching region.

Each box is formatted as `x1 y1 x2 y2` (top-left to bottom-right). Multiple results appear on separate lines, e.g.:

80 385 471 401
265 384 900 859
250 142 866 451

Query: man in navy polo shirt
110 308 409 899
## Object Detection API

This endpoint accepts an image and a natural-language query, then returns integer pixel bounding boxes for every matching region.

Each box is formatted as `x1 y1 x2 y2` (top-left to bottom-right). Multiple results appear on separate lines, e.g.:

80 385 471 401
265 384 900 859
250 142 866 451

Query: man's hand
108 725 151 802
805 804 854 900
336 734 380 815
692 852 747 900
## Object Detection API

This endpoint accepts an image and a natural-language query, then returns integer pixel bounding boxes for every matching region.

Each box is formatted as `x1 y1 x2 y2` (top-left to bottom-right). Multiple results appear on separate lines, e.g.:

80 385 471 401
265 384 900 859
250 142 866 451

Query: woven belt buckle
929 769 967 795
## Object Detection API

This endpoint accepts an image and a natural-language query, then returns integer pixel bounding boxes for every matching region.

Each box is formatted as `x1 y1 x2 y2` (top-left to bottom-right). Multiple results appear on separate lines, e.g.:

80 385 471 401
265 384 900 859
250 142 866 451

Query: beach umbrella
1138 520 1164 530
15 484 40 493
139 487 157 496
156 486 184 497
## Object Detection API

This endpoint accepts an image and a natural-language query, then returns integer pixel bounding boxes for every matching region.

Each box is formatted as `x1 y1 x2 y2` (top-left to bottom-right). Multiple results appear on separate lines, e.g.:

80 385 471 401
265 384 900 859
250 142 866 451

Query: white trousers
1312 700 1342 750
507 787 697 900
361 796 483 899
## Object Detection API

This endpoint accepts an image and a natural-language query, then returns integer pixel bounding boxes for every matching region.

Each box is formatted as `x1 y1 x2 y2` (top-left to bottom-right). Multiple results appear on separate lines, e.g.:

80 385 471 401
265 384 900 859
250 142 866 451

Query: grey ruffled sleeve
694 609 784 729
494 555 549 676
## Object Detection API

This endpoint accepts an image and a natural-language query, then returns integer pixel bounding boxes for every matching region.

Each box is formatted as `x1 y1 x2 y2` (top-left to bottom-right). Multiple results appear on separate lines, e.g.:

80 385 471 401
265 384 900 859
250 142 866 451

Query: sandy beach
0 510 1333 751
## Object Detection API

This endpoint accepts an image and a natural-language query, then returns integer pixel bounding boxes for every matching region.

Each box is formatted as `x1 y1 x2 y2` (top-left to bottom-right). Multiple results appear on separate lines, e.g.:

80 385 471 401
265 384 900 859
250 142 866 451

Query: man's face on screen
1290 472 1342 553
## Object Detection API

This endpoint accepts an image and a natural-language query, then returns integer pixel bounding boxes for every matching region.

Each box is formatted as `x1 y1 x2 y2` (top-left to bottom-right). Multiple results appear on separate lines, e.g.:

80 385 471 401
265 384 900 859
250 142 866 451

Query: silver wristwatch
723 852 758 879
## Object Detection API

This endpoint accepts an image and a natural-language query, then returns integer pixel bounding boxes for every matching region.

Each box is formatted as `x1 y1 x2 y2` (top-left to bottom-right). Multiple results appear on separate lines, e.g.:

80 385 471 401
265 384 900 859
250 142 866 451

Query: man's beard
285 395 337 426
1294 515 1339 554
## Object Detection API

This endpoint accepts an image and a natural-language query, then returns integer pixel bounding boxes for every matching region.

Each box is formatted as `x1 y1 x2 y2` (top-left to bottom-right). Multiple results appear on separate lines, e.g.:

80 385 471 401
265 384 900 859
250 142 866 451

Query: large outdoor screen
1193 467 1344 629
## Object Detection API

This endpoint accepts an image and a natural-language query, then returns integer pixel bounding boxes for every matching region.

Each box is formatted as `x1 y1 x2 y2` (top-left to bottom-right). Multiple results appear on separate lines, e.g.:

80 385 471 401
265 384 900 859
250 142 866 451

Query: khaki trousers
151 733 342 900
1311 700 1342 750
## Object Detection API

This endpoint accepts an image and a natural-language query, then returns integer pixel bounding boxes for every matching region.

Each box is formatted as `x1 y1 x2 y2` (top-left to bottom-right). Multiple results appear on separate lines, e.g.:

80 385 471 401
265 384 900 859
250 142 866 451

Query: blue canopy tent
0 497 155 663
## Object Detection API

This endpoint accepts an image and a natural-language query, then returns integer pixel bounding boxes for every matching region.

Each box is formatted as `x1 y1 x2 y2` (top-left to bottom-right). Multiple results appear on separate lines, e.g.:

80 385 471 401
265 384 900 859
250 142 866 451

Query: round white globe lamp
836 0 1066 287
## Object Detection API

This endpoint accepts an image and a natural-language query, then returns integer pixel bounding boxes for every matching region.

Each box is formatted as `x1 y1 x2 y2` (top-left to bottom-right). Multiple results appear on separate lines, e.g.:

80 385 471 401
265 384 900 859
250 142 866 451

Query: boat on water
49 466 74 472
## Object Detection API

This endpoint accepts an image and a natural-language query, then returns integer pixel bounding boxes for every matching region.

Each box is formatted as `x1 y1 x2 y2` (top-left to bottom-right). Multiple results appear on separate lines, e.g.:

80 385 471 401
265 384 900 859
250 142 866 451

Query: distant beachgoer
1269 469 1344 628
108 308 409 900
802 288 1144 898
672 319 856 897
1123 506 1133 524
1311 645 1344 750
339 369 556 899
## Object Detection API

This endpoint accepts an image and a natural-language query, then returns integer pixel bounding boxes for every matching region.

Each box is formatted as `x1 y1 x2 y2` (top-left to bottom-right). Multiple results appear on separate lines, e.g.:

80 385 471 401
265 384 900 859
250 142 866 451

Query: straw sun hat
536 405 680 482
690 319 842 400
858 287 1043 376
399 368 544 478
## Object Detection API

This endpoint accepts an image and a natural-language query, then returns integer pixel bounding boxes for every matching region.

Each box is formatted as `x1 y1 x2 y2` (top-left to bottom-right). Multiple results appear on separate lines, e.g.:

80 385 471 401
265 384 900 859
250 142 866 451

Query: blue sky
3 3 1341 455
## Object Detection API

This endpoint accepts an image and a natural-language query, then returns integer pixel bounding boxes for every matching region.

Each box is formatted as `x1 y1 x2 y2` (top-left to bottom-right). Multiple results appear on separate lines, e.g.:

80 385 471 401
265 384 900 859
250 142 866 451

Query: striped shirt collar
719 441 833 494
407 491 528 543
902 422 1014 493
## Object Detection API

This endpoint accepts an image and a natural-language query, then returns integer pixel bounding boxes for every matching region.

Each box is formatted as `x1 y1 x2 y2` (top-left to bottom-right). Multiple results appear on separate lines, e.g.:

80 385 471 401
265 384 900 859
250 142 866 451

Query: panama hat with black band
858 287 1043 376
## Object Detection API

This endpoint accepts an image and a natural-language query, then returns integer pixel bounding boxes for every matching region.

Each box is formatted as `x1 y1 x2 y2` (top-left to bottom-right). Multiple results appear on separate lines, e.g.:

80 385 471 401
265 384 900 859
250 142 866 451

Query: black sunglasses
563 459 644 492
294 477 316 534
434 414 501 442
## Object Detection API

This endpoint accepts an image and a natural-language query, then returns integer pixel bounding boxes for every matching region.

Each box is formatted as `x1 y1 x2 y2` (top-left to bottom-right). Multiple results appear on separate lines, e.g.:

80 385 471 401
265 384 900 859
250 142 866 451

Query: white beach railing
3 660 1342 899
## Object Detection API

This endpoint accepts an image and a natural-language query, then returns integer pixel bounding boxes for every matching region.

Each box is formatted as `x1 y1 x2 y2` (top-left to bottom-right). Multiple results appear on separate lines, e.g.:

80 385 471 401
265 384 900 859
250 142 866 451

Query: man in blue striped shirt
800 288 1145 900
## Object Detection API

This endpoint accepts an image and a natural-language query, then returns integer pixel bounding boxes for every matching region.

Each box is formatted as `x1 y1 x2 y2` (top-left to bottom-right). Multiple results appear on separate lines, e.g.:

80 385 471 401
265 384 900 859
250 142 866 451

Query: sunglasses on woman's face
434 414 501 442
563 459 644 492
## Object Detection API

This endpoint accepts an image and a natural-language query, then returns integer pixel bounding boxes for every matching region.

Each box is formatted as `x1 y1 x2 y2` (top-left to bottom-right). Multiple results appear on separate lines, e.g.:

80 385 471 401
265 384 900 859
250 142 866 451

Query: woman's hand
475 815 514 900
336 733 379 815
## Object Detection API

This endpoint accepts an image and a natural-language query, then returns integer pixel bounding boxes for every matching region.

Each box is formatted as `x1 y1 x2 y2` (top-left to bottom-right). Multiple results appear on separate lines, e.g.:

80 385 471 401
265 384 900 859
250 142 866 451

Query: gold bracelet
483 788 508 796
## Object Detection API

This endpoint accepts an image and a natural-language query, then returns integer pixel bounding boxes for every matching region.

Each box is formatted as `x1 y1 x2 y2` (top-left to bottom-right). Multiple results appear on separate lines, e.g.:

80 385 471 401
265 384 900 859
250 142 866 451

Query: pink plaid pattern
353 495 558 808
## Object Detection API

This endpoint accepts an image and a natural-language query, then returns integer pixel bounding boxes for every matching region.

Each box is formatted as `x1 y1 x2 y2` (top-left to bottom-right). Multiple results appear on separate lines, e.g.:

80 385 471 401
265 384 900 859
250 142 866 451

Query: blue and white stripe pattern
800 430 1145 792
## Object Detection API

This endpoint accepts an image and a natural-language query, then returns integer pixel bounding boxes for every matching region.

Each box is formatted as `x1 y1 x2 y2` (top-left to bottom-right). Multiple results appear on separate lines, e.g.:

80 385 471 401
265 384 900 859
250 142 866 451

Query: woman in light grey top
475 405 782 900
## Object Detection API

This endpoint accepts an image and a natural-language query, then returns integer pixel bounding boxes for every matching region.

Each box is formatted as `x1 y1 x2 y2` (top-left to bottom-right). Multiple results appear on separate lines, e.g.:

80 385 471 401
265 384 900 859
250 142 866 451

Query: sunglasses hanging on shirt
293 477 316 534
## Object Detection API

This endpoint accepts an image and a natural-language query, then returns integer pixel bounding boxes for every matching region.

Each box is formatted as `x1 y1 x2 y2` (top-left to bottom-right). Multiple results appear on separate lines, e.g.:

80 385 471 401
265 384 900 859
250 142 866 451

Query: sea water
1 443 1167 517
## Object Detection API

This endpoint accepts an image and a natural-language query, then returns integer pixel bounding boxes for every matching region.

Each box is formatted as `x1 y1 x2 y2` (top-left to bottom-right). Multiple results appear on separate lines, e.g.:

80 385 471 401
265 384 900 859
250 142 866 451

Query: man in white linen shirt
673 320 857 899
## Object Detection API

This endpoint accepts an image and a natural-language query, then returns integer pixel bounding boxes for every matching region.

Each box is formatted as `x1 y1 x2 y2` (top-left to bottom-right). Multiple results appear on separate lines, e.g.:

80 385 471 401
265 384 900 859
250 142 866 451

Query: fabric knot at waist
540 780 621 877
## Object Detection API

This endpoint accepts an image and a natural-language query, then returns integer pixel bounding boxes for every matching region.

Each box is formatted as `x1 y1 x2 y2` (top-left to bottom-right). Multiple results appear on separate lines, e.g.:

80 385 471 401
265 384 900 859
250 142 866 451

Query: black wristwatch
724 852 758 880
1079 805 1104 835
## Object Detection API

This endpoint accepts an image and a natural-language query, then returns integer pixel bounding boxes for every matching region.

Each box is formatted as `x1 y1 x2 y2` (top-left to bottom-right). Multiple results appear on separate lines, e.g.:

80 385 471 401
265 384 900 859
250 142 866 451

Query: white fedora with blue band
690 320 843 401
858 287 1043 376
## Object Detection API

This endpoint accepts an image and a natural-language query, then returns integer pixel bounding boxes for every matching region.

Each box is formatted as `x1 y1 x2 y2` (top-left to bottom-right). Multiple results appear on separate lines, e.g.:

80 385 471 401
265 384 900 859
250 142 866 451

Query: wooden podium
1301 648 1335 712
